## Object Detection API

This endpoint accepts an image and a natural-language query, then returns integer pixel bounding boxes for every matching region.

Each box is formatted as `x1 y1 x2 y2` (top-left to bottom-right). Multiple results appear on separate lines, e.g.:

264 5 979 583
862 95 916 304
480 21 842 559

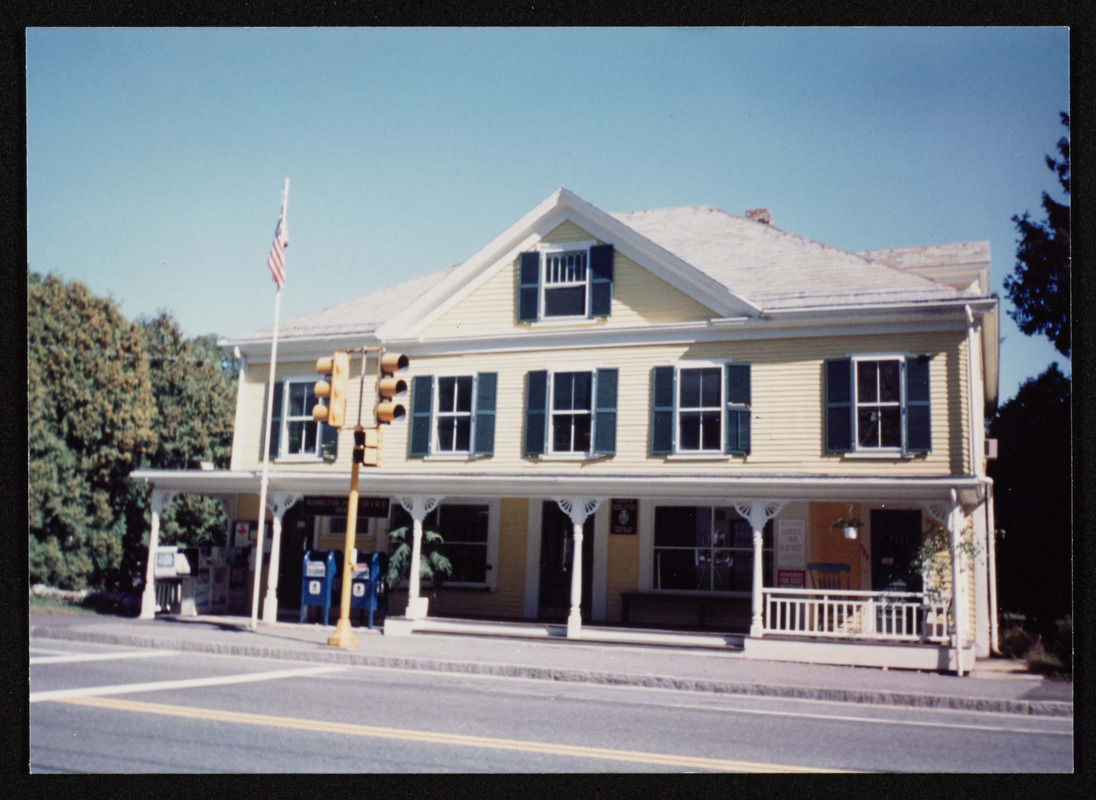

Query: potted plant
832 514 863 540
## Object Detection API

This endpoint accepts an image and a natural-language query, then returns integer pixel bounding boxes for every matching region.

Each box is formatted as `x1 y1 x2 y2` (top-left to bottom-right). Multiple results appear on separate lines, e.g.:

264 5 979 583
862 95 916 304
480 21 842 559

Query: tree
987 364 1071 633
28 270 156 589
126 314 239 558
1004 112 1071 356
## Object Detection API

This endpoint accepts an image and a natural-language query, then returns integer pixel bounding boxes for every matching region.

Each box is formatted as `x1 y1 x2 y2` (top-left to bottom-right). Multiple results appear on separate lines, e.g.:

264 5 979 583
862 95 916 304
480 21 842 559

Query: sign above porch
302 495 391 518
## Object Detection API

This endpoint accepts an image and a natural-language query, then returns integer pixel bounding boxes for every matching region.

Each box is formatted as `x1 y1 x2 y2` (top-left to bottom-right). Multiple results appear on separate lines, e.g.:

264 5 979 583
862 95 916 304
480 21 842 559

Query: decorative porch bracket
139 489 177 620
734 500 786 638
398 495 443 620
260 493 299 624
555 497 603 639
922 490 967 675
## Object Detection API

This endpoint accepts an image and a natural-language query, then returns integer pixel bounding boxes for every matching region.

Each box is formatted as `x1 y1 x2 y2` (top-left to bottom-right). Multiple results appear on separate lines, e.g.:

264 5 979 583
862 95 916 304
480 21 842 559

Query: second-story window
282 379 321 458
855 358 902 449
436 376 474 453
678 367 723 452
551 371 593 453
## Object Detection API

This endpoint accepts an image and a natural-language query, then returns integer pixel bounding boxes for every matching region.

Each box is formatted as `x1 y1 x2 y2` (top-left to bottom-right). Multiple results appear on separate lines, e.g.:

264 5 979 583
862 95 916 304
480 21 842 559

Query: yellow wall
809 502 866 590
235 330 969 478
605 529 640 621
423 220 715 338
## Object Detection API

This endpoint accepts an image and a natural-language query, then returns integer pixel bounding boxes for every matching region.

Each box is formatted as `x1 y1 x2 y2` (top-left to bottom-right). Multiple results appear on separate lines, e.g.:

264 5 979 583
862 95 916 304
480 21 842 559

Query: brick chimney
745 208 772 225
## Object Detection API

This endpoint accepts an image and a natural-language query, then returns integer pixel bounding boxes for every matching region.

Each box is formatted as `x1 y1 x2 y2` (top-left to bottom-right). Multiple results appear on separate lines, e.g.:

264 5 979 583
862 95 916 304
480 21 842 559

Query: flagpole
250 178 289 630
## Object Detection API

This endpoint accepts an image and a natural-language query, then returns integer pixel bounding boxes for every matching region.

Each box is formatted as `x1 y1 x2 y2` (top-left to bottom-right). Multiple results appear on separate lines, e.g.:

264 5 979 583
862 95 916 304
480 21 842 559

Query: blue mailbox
349 551 389 629
300 550 339 625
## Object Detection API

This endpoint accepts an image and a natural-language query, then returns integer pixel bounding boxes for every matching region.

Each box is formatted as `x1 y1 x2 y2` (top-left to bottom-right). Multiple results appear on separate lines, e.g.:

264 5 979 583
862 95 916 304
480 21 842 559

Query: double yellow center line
58 695 843 772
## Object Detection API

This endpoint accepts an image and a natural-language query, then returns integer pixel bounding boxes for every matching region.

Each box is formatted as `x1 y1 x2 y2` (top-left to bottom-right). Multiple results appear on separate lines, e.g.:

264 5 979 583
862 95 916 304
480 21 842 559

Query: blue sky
26 27 1069 404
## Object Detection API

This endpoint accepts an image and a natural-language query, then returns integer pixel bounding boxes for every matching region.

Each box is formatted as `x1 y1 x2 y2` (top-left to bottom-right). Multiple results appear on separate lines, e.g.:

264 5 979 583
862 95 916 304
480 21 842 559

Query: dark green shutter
825 359 852 453
651 366 675 454
725 363 751 455
524 370 548 455
409 375 433 457
905 355 932 452
517 252 540 322
473 372 497 456
593 368 618 455
320 422 339 464
261 380 284 461
589 244 614 317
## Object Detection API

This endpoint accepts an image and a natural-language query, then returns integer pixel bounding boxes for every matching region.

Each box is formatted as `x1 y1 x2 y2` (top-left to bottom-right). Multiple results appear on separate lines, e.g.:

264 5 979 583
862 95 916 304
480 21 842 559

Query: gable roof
223 189 986 347
614 205 977 311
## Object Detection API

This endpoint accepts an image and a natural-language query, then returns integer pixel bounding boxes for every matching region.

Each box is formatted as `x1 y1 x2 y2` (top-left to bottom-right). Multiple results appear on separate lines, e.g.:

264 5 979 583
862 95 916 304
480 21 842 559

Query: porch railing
762 588 950 643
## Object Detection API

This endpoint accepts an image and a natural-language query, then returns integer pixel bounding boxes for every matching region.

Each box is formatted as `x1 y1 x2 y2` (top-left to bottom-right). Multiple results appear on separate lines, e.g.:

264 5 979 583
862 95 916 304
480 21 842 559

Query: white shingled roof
242 201 980 342
612 206 975 310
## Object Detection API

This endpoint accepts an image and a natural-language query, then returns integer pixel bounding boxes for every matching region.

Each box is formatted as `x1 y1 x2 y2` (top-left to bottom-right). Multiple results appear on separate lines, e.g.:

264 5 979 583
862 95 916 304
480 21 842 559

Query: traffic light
376 350 408 423
353 425 380 466
313 351 350 429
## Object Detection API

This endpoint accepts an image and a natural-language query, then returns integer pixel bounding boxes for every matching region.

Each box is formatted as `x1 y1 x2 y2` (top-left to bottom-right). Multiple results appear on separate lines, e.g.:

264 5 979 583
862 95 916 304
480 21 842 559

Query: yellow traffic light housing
353 425 380 466
376 350 408 424
313 351 350 429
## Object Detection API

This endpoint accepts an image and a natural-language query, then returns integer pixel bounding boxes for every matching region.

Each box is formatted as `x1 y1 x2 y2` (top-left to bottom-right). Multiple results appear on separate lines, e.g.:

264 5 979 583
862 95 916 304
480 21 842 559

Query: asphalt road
30 639 1073 773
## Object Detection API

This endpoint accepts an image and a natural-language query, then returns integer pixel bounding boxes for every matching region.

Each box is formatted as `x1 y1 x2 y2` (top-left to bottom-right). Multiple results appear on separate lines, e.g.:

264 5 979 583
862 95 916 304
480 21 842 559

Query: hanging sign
302 495 390 518
776 519 806 569
611 499 638 535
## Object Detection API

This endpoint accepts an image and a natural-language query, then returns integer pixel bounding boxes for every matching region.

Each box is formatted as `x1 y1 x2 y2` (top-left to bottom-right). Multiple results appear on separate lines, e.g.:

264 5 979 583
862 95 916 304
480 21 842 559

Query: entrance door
538 501 595 621
870 509 924 592
277 506 312 610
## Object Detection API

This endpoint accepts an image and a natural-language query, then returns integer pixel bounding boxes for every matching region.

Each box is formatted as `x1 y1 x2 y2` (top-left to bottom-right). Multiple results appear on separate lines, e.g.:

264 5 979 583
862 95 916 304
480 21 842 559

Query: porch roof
129 469 989 508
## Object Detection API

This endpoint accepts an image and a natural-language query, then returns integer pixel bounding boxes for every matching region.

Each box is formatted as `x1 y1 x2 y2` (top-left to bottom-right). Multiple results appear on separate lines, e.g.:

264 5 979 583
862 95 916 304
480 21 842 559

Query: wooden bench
619 592 747 628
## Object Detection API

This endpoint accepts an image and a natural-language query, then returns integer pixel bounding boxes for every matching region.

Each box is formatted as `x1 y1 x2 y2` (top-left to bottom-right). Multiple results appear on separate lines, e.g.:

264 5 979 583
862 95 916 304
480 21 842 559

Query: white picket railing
762 588 950 643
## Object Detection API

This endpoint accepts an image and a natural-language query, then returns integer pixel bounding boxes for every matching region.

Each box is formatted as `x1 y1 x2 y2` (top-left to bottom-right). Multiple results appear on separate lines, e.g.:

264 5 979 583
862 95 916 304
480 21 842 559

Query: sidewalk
29 612 1073 717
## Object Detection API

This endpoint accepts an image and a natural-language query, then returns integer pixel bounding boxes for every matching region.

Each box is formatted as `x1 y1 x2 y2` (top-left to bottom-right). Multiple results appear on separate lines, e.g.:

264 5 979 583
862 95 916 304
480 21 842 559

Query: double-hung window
825 354 932 455
517 242 615 322
855 358 902 449
650 362 752 456
653 505 773 593
408 373 497 458
262 377 338 462
543 250 589 318
435 376 474 453
524 368 618 457
551 371 593 453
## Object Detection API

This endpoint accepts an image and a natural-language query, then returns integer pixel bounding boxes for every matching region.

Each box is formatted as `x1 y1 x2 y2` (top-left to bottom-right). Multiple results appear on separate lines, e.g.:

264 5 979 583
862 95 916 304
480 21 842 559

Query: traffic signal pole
316 346 407 649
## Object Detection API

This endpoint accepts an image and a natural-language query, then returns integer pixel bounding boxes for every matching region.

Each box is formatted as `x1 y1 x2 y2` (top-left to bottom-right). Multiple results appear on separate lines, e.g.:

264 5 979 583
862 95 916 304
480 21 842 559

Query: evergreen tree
987 364 1071 633
1004 112 1071 356
28 270 156 589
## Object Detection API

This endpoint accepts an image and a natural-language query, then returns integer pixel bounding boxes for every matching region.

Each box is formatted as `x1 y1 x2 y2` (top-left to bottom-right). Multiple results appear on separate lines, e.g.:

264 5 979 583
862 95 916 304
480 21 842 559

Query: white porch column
398 495 443 620
261 493 298 624
555 497 602 639
139 489 175 620
947 495 969 676
734 500 786 638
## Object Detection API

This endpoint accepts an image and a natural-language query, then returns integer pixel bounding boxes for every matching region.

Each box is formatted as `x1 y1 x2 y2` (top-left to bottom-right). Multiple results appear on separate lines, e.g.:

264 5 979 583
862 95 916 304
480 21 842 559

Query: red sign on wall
778 569 806 588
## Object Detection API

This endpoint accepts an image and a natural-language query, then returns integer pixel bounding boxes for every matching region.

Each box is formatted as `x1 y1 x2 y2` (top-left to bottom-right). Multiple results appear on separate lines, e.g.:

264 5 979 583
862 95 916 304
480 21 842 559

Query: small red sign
778 569 806 588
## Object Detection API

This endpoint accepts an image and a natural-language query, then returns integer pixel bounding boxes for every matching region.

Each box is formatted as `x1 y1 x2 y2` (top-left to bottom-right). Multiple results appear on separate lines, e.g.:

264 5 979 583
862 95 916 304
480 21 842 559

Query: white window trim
850 353 907 456
276 377 324 462
672 359 735 456
536 240 597 322
431 373 477 456
541 364 602 458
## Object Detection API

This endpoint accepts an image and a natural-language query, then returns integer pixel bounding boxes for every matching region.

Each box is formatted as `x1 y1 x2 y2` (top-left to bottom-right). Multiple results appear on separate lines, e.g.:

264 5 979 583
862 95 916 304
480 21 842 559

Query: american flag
267 183 289 289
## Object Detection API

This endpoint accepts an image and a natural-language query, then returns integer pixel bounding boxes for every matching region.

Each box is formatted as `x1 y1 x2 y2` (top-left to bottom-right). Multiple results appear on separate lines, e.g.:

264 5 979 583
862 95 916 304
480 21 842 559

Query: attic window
543 250 588 317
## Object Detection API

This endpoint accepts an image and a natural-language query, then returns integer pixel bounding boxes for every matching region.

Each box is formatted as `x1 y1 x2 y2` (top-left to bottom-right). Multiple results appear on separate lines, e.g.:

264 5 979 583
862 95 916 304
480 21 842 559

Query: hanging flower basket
832 515 863 540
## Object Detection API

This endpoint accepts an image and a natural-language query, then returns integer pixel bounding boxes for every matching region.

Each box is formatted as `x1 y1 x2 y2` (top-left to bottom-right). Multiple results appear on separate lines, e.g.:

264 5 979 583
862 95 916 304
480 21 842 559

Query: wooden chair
806 563 854 633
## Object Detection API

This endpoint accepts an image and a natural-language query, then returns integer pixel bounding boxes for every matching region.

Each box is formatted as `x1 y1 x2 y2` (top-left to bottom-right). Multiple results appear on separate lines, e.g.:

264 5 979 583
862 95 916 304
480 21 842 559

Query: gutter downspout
987 481 1001 654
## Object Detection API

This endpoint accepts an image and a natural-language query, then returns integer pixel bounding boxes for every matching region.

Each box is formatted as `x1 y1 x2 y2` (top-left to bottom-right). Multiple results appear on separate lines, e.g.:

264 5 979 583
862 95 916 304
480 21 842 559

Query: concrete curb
31 625 1072 718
